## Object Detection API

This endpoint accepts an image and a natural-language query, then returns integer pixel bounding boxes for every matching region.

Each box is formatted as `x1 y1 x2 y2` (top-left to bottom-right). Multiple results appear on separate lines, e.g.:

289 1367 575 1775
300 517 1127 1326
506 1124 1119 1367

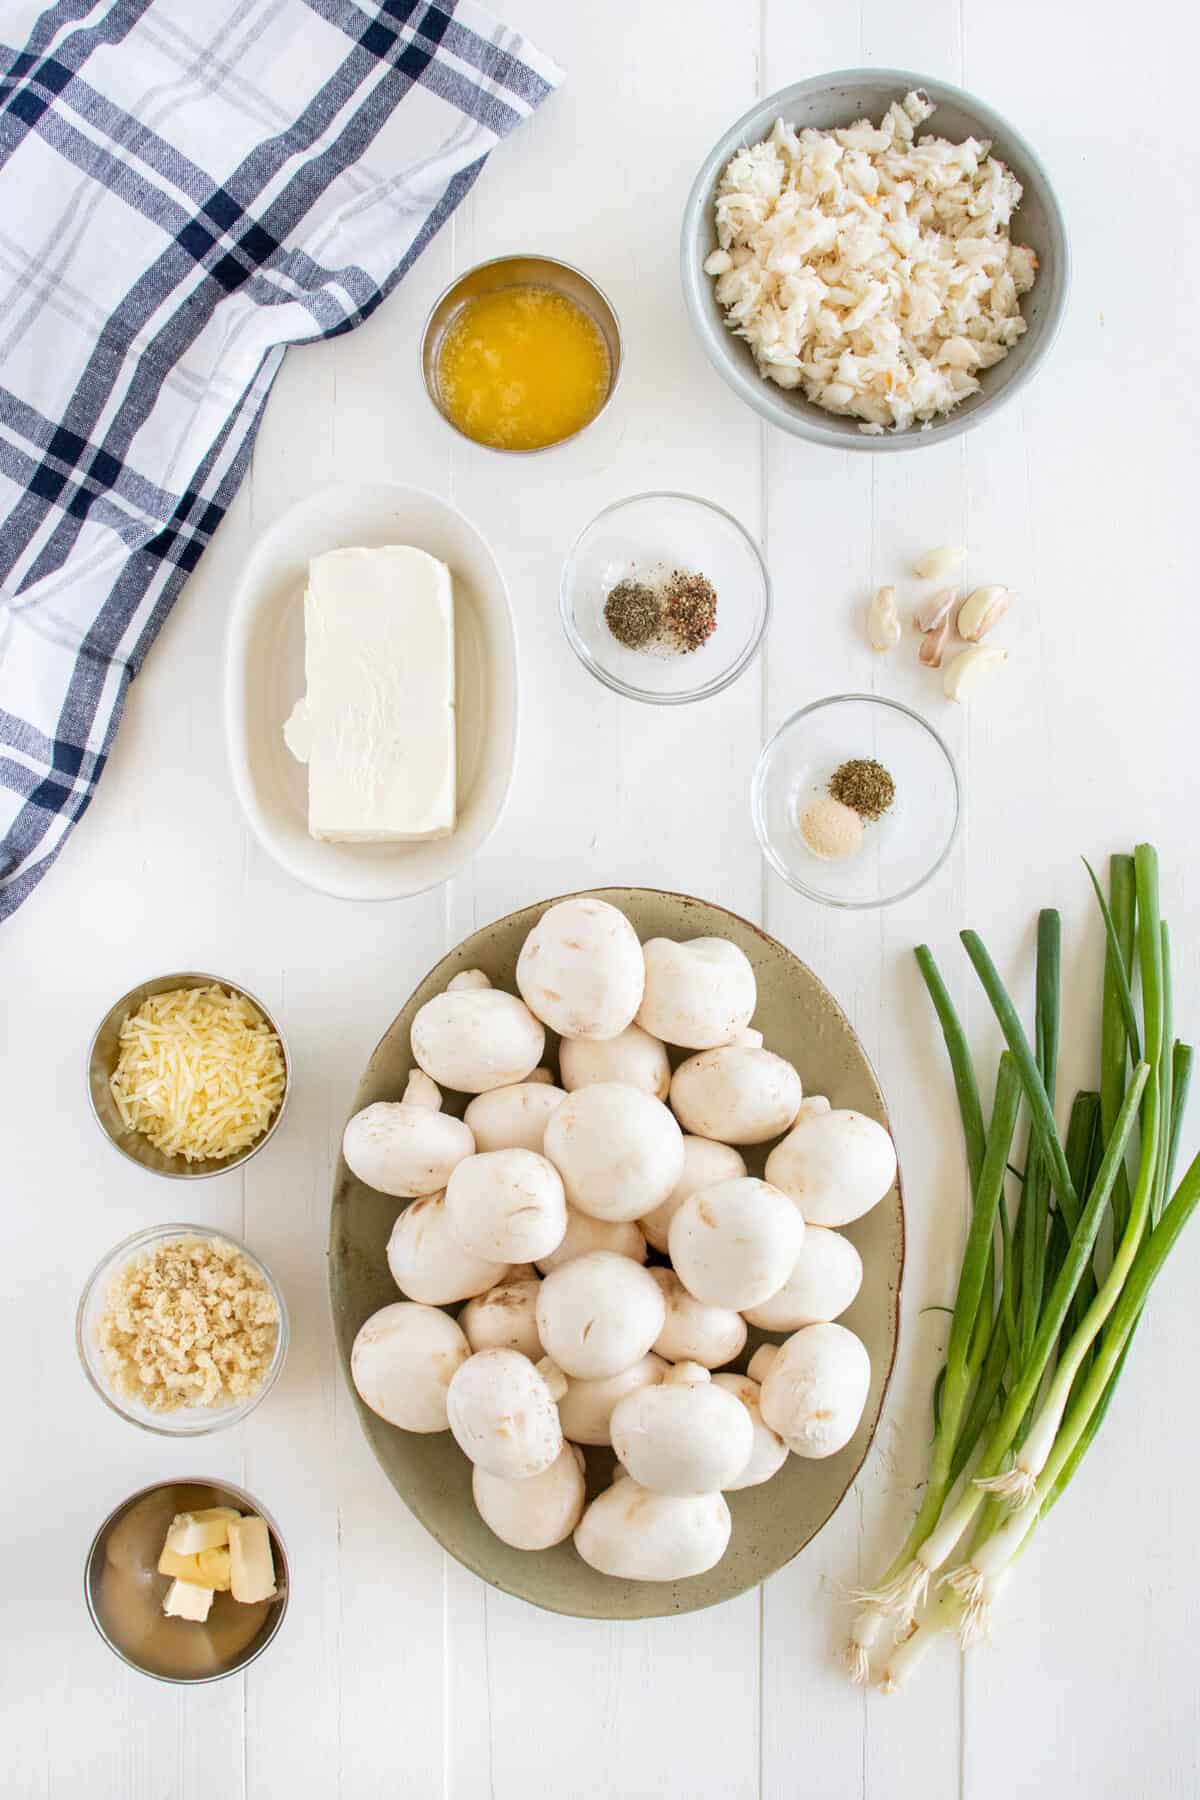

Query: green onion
960 929 1081 1232
914 945 986 1194
844 845 1200 1689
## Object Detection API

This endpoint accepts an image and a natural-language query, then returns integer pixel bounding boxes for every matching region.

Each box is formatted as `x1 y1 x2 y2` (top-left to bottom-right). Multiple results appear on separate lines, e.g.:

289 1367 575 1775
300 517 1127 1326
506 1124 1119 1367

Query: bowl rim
558 489 771 704
76 1220 290 1436
419 250 624 455
83 1474 290 1684
680 66 1072 452
86 968 291 1179
752 692 962 908
328 884 905 1619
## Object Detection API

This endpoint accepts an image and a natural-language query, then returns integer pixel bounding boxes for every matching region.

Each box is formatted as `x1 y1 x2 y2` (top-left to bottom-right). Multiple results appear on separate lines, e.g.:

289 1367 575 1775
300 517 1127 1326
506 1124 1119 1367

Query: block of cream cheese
284 545 456 842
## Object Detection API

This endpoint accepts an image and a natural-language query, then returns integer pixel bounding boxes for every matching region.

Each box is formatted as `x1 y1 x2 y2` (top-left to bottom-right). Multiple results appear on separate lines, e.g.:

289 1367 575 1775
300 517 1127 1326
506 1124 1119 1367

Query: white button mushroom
639 1135 747 1253
535 1207 647 1274
342 1075 475 1199
557 1354 668 1446
447 969 493 992
711 1373 789 1489
543 1081 684 1223
668 1176 805 1311
794 1094 831 1121
386 1193 511 1305
444 1148 567 1264
559 1022 671 1100
411 985 545 1094
473 1444 587 1551
647 1267 747 1369
741 1226 864 1331
463 1080 566 1154
445 1348 563 1478
636 937 756 1049
574 1477 732 1582
350 1301 469 1433
764 1108 897 1227
535 1250 667 1378
611 1361 754 1495
516 897 645 1040
669 1045 803 1145
753 1323 872 1459
459 1273 543 1360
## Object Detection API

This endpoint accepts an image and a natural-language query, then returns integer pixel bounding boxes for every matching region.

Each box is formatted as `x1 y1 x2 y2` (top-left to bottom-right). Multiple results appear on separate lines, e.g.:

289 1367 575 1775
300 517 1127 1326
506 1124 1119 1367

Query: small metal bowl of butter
420 253 622 453
84 1478 289 1684
87 969 290 1179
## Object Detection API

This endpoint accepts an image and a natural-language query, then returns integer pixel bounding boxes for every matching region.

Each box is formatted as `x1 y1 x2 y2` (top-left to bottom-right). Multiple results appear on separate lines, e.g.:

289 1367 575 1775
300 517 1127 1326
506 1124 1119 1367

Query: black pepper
663 570 718 653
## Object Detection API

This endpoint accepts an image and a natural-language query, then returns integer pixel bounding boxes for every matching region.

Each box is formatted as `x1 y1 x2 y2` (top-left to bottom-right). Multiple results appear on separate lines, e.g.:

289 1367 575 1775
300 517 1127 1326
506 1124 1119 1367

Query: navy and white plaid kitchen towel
0 0 559 921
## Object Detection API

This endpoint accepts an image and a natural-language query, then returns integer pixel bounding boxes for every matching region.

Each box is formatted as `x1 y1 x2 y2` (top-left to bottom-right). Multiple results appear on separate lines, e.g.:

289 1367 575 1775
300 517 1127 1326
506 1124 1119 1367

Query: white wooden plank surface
3 0 1199 1795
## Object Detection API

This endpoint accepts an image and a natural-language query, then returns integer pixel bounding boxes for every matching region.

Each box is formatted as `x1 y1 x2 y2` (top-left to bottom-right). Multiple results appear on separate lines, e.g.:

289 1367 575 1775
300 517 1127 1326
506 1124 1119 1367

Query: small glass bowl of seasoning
560 492 769 704
752 694 960 908
77 1222 289 1436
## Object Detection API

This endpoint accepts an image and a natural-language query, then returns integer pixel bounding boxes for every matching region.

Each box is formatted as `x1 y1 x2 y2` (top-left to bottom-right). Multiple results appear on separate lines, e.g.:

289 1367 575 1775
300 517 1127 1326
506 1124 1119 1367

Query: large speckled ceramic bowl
329 889 904 1619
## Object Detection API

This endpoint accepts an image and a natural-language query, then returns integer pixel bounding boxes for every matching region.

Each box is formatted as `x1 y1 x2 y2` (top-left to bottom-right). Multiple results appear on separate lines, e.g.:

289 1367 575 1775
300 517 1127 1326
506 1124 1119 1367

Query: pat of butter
165 1507 239 1557
196 1546 232 1591
228 1515 277 1605
163 1578 215 1622
284 545 456 844
158 1543 205 1582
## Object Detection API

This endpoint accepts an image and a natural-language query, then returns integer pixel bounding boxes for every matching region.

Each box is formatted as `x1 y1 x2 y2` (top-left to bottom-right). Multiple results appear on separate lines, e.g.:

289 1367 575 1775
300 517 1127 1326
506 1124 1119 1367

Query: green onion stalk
846 846 1200 1689
969 847 1165 1507
844 1051 1019 1680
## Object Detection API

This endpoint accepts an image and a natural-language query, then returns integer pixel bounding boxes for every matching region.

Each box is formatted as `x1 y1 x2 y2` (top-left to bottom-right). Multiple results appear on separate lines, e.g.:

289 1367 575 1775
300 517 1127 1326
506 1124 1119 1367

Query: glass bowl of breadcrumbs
77 1224 289 1435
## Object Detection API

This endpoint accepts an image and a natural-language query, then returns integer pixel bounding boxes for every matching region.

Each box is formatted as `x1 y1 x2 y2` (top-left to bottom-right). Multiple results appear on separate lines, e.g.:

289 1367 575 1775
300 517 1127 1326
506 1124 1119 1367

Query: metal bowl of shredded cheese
87 972 290 1178
76 1223 289 1436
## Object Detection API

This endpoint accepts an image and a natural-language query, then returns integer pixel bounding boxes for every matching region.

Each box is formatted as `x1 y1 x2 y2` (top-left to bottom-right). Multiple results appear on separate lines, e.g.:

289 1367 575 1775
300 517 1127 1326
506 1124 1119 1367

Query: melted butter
437 285 610 451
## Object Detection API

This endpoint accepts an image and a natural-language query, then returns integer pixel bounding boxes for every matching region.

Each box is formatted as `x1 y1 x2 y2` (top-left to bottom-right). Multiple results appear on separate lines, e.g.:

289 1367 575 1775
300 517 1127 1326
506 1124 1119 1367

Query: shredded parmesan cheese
110 984 286 1163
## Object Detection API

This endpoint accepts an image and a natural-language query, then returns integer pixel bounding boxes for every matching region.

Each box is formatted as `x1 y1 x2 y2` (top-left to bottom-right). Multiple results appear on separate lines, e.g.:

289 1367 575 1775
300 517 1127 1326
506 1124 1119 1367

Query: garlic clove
918 614 951 668
867 585 901 653
913 587 958 634
956 585 1011 642
913 545 966 583
943 644 1008 702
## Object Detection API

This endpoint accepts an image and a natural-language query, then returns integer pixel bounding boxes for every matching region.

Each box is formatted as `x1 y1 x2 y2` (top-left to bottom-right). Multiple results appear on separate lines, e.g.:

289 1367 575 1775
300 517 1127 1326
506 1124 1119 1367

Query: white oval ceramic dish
223 482 518 901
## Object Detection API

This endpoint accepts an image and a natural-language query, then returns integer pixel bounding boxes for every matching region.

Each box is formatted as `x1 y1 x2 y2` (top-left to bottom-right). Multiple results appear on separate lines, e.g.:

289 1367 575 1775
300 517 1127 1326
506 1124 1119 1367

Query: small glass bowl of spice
752 694 960 908
561 492 769 704
77 1223 289 1436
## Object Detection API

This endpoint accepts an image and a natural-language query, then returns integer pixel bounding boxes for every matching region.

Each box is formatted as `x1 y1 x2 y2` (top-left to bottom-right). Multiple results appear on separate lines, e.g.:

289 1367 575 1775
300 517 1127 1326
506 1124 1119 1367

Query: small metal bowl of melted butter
421 253 622 453
84 1478 289 1683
